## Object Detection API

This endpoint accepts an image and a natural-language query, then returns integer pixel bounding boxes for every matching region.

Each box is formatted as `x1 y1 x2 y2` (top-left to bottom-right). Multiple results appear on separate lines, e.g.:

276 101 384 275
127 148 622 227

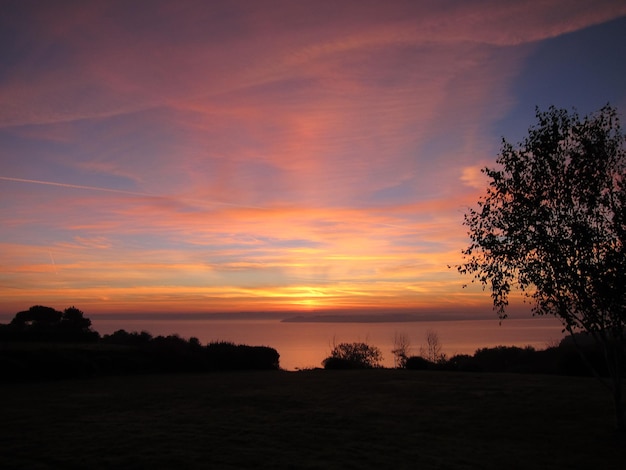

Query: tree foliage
3 305 98 342
459 105 626 429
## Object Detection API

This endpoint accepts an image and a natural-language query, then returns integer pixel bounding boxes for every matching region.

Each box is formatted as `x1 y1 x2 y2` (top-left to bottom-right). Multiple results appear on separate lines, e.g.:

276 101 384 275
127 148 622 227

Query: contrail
0 175 423 229
48 251 58 275
0 176 266 210
0 176 149 197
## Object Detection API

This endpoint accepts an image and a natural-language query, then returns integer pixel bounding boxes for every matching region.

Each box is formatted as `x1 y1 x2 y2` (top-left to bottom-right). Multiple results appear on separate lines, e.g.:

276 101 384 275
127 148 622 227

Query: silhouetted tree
59 306 99 342
1 305 99 342
61 307 91 329
392 332 411 368
420 329 446 364
9 305 62 341
10 305 62 326
322 342 383 369
459 105 626 430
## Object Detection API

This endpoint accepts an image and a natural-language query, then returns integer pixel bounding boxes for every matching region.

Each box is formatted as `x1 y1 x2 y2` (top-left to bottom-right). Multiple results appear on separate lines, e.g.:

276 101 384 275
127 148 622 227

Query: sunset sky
1 0 626 317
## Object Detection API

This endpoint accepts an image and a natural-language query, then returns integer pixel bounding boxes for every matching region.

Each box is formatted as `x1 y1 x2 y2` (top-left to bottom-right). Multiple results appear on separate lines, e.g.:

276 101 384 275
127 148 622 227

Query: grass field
1 370 624 469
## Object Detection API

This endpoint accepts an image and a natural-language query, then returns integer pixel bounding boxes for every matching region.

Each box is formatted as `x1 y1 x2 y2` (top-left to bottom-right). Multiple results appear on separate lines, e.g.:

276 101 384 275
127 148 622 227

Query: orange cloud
2 1 624 316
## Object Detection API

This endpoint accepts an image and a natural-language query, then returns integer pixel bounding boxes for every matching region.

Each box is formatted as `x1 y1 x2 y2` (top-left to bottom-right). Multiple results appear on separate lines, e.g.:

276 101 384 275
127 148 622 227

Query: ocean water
90 316 565 371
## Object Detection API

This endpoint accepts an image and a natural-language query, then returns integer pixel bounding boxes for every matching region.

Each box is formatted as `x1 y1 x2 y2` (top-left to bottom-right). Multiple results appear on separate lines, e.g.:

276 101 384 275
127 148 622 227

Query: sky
1 0 626 317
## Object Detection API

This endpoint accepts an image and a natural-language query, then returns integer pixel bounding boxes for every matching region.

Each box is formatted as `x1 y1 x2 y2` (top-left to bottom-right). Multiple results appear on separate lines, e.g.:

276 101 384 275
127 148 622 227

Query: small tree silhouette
420 329 445 363
59 306 99 342
391 332 411 368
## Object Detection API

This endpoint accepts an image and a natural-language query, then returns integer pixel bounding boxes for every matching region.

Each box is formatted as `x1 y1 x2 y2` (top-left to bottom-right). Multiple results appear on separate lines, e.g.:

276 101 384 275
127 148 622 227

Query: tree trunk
613 384 625 432
569 330 625 431
609 337 625 432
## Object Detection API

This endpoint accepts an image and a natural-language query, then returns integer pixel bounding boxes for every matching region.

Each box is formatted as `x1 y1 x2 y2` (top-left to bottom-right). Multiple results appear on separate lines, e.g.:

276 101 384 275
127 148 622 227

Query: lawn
1 370 624 469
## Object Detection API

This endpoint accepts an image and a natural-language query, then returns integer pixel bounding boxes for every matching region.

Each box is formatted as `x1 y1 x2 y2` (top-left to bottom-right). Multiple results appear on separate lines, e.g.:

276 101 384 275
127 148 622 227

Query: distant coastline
281 312 493 323
0 310 497 323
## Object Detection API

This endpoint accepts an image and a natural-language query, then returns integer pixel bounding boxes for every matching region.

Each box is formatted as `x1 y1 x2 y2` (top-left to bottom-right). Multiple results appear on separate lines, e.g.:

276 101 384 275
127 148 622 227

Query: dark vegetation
1 305 616 381
0 306 279 381
403 338 613 376
1 370 624 469
322 337 615 379
322 341 383 369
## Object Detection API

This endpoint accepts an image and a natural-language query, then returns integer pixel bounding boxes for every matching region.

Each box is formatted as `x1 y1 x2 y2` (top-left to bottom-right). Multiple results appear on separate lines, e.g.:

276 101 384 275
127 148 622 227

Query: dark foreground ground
1 370 624 469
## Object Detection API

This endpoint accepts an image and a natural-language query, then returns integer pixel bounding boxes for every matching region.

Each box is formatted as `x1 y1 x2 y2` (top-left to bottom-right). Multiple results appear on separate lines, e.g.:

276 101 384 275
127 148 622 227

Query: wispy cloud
1 1 625 314
2 0 623 128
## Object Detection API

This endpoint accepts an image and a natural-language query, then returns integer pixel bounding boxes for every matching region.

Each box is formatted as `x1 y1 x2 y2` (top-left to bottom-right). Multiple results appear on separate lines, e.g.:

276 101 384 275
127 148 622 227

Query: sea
89 316 565 371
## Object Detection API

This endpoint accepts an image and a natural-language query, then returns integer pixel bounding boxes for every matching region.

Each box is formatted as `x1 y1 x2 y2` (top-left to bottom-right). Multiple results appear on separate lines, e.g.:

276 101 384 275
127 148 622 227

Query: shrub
472 345 537 373
322 342 383 369
405 355 434 370
101 329 153 346
204 341 280 370
447 354 479 372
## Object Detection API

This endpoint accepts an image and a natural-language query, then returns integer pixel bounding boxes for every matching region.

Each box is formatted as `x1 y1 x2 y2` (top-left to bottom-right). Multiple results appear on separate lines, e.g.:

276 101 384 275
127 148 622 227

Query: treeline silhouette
0 306 279 381
320 336 611 377
403 338 609 377
2 305 610 380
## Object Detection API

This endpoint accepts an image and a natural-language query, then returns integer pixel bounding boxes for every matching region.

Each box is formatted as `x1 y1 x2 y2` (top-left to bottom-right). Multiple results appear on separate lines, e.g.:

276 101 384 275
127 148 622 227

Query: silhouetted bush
436 346 556 374
424 342 613 376
322 342 383 369
204 341 280 371
322 356 369 370
471 346 538 373
446 354 480 372
405 355 434 370
101 329 154 346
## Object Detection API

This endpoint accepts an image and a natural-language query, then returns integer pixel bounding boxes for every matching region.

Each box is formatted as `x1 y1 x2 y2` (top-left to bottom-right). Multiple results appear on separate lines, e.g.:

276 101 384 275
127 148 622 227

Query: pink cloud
2 0 624 128
2 1 625 314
